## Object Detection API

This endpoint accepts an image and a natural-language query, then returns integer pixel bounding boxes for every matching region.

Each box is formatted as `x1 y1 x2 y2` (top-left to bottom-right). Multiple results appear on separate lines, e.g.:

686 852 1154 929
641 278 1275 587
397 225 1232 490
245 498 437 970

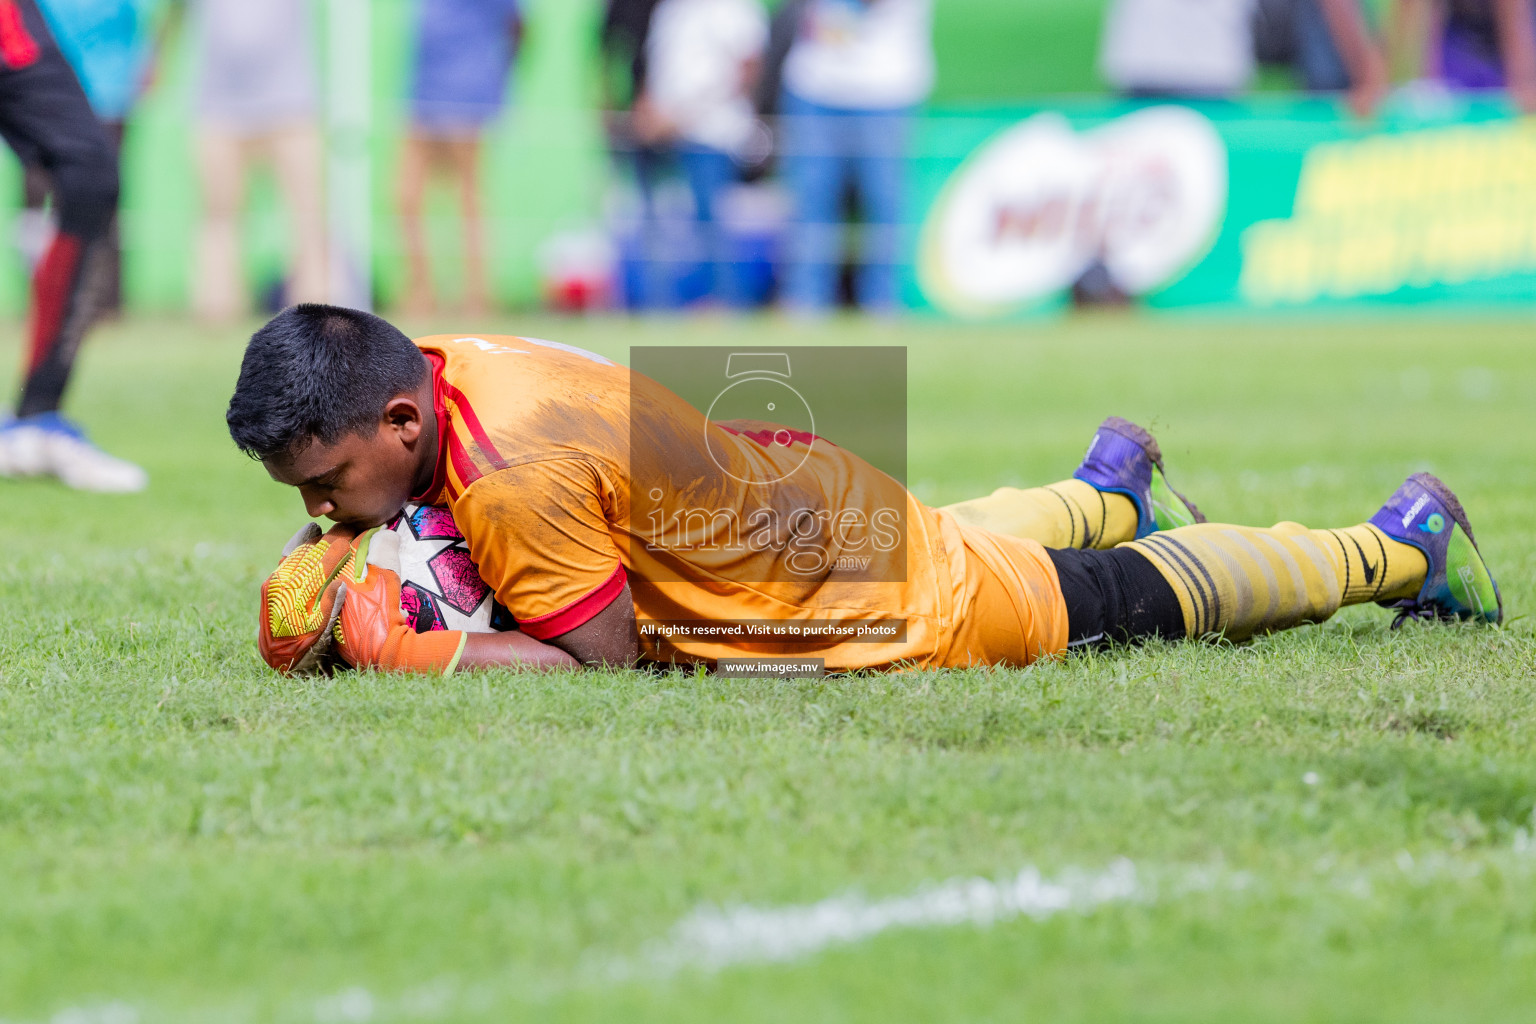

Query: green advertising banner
910 96 1536 315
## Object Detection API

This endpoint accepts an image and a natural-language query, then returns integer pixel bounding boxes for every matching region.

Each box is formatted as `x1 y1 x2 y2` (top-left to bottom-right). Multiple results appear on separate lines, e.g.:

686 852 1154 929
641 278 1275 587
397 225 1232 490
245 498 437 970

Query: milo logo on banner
917 106 1228 317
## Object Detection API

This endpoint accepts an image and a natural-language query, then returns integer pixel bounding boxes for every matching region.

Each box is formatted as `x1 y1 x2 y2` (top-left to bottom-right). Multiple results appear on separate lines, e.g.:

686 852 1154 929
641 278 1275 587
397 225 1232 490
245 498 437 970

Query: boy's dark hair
226 304 428 460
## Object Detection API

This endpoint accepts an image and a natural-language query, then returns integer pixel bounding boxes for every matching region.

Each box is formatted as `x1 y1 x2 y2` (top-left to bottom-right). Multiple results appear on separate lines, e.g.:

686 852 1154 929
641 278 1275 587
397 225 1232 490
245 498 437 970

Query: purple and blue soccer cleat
1369 472 1502 627
1073 416 1205 540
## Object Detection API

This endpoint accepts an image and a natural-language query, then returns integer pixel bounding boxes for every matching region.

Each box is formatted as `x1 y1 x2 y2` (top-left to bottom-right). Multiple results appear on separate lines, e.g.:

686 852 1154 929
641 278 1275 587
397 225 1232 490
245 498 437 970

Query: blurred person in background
631 0 768 308
1391 0 1536 108
397 0 523 318
752 0 808 121
1255 0 1389 109
779 0 933 314
599 0 670 308
175 0 325 323
16 0 157 316
600 0 662 140
0 0 145 491
1101 0 1388 113
598 0 661 205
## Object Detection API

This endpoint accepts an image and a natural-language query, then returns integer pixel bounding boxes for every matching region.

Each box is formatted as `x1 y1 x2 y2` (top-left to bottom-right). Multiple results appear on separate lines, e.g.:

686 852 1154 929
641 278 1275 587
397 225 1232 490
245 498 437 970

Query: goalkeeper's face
263 395 433 530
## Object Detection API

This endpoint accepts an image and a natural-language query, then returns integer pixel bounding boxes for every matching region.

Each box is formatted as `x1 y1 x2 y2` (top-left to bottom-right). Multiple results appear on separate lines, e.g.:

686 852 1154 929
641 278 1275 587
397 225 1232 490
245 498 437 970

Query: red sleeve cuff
518 563 628 640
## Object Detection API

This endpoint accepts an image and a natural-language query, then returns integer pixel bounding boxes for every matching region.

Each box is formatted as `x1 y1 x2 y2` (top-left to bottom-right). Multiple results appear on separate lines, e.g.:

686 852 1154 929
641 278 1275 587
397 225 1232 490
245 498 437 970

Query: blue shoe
1072 417 1205 539
0 412 146 492
0 414 47 477
1368 472 1502 627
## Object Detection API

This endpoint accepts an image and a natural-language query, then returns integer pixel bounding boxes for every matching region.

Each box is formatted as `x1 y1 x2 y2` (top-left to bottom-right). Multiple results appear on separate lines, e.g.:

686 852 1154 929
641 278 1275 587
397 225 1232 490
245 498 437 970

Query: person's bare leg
272 122 328 304
447 135 490 316
396 133 437 316
193 127 246 322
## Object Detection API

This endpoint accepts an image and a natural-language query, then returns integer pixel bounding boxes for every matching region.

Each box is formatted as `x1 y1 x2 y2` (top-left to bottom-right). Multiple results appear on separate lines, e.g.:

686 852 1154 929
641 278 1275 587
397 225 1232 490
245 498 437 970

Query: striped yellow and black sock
1126 522 1427 641
944 479 1140 550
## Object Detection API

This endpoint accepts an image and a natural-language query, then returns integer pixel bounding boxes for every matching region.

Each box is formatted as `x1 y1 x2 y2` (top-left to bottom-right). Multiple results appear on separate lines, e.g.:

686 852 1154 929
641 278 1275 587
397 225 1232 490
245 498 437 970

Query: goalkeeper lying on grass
227 305 1503 676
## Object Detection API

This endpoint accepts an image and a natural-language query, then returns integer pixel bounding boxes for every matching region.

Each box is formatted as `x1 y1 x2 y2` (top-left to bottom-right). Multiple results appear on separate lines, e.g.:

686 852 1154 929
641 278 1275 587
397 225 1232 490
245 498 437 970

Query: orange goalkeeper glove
258 522 357 675
333 527 468 675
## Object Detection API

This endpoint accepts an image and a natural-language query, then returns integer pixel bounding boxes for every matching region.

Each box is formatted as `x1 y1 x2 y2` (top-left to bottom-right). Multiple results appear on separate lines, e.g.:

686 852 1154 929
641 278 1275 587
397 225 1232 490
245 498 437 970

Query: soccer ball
384 503 514 634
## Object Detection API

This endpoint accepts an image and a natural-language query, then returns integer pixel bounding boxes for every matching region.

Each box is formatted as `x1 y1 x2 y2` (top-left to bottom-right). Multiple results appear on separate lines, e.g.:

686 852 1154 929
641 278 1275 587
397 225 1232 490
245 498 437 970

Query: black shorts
1047 545 1186 647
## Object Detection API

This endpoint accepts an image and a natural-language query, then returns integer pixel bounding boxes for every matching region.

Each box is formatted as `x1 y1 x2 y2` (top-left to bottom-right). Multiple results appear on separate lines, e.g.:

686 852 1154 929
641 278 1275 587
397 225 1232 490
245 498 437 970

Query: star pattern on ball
400 505 492 616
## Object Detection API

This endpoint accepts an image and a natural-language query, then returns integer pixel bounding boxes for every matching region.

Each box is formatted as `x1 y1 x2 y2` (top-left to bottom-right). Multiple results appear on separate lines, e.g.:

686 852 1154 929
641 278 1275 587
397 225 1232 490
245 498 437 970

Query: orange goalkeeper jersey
412 335 1068 669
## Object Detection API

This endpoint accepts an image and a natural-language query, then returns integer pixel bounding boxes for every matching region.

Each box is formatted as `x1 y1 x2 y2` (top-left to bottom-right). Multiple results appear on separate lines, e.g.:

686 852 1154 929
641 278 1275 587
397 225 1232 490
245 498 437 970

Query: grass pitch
1 313 1534 1023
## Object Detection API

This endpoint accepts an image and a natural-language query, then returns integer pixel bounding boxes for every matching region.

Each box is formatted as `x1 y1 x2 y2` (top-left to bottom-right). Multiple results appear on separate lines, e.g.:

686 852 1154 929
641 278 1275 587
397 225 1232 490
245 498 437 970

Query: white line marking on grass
302 861 1185 1022
313 987 376 1023
24 1005 140 1024
630 859 1151 975
14 847 1536 1024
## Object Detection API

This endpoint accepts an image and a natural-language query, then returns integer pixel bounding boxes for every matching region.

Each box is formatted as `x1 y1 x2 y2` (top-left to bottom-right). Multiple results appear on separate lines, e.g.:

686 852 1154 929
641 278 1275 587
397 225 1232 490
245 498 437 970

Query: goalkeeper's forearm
459 631 581 671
